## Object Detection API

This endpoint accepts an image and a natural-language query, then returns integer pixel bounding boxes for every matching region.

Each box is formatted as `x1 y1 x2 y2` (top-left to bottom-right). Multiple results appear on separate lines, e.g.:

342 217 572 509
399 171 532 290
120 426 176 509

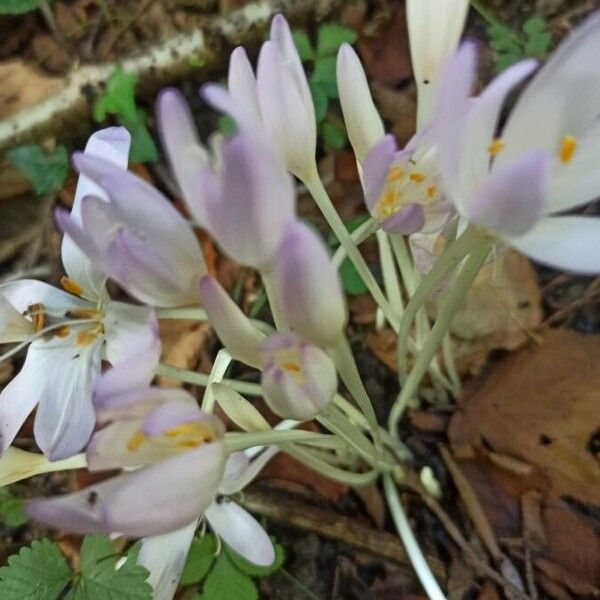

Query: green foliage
292 21 357 150
181 534 285 599
93 68 158 163
0 0 48 15
7 144 69 195
0 488 28 528
0 536 152 600
328 214 371 295
486 15 552 72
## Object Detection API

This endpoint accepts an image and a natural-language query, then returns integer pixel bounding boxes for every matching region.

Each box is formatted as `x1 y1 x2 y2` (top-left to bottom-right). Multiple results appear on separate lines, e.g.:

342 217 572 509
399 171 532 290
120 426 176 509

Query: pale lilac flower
157 89 296 272
260 332 337 420
206 14 316 181
57 144 207 307
0 128 158 460
435 14 600 274
274 221 347 346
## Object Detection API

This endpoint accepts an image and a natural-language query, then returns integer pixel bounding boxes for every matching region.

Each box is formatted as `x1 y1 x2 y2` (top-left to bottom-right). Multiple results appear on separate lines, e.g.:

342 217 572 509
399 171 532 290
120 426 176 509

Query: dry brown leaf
449 328 600 506
158 319 213 387
0 60 63 120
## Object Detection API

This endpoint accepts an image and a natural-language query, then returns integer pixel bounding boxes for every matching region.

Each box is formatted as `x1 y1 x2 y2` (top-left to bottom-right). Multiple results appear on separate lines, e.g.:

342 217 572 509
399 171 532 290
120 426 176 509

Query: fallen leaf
449 328 600 506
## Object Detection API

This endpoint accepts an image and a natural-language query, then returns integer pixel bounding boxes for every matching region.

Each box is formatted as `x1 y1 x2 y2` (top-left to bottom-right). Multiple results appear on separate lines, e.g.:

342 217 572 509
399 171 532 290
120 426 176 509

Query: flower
0 128 158 460
157 89 296 273
56 141 207 307
435 14 600 274
207 14 316 181
260 332 337 420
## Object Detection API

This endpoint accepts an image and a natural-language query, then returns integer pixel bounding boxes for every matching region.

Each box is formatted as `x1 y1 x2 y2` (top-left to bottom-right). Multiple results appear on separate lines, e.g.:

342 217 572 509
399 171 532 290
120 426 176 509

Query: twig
239 487 446 578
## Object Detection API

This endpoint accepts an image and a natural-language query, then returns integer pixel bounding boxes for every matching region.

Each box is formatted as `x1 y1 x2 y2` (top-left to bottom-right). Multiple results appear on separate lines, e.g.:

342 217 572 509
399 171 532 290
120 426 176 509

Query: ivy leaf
199 554 257 600
292 30 314 61
0 0 46 14
320 119 347 151
180 534 217 586
309 81 329 122
66 535 152 600
0 539 71 599
225 543 285 577
0 488 28 528
316 23 357 57
127 110 159 163
7 144 69 195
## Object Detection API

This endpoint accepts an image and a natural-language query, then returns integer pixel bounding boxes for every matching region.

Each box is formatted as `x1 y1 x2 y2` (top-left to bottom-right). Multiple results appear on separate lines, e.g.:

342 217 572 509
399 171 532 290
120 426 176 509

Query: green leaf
0 539 71 599
311 56 337 86
218 115 237 137
125 110 159 163
225 543 285 577
199 554 257 600
495 52 522 72
93 68 138 124
0 0 45 15
0 489 27 528
180 534 217 586
524 31 551 57
523 16 547 35
309 81 329 122
68 534 152 600
292 31 314 61
7 144 69 195
316 23 357 57
320 119 347 150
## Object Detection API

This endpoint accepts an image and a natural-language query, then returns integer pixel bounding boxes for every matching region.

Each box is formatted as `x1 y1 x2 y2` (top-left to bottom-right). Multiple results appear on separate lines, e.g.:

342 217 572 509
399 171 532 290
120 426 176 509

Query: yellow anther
60 276 83 297
376 190 397 217
53 325 70 338
25 303 47 332
427 186 438 199
67 308 101 320
164 421 216 444
409 172 426 183
127 431 146 451
487 138 505 156
75 324 103 346
282 361 301 373
164 423 200 438
178 440 202 449
559 135 577 164
386 167 404 182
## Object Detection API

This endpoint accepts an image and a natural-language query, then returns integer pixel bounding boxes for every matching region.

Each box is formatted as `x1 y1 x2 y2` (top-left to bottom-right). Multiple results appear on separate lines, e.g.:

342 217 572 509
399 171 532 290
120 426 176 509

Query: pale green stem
328 335 381 452
283 444 379 487
442 334 461 394
389 241 492 431
332 217 380 268
156 307 207 320
202 349 232 413
383 474 446 600
156 363 263 397
305 171 400 331
225 430 336 452
376 230 404 318
395 226 484 377
262 271 288 331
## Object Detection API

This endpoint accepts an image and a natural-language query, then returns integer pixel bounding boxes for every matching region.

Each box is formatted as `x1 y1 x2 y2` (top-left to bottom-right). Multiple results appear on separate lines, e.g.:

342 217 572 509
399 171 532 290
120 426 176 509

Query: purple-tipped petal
381 203 426 234
142 401 209 437
206 500 275 566
467 150 549 237
201 84 259 136
274 221 347 346
363 135 397 211
199 275 264 368
228 47 261 121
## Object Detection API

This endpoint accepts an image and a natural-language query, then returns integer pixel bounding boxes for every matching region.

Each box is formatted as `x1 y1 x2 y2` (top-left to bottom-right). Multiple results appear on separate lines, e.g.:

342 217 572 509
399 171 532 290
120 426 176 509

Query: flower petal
138 521 197 600
206 500 275 566
362 134 396 211
336 44 385 162
381 203 426 234
199 276 265 368
228 47 261 121
62 127 130 300
219 446 278 495
0 293 34 343
0 279 87 315
465 150 549 237
508 216 600 274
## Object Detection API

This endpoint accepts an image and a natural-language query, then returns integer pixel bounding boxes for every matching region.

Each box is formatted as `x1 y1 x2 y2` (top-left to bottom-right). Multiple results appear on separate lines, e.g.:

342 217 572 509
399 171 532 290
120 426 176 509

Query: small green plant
7 143 69 196
94 68 158 163
0 535 152 599
0 488 28 528
181 533 285 600
292 23 357 150
0 0 51 14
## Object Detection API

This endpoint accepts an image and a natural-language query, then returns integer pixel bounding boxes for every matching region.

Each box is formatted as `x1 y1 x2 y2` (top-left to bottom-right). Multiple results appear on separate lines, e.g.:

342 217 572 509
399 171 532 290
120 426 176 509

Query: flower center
127 420 218 453
60 276 83 297
559 135 577 164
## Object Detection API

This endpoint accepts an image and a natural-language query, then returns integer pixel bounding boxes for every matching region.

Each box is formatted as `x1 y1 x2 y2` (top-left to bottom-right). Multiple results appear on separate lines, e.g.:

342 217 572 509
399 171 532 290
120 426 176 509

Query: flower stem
225 430 336 452
155 363 263 397
383 473 446 600
389 240 492 432
156 307 207 320
262 271 288 331
305 172 400 332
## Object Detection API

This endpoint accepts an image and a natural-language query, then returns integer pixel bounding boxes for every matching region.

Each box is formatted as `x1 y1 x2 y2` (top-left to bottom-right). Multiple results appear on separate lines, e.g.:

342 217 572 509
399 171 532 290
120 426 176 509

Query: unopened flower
435 15 600 274
208 14 316 181
0 128 158 460
274 221 347 346
157 89 296 272
260 332 337 420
